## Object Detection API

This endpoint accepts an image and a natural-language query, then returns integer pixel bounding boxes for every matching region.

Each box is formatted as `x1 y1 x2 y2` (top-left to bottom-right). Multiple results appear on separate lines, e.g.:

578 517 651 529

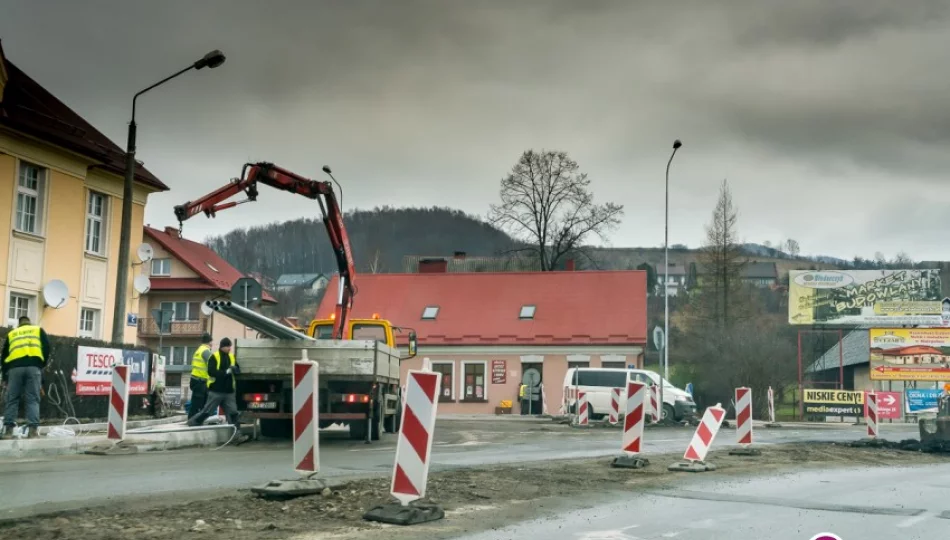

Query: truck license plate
247 401 277 410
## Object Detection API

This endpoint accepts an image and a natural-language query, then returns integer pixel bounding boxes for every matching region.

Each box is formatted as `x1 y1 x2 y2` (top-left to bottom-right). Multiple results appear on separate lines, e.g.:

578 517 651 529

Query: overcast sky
3 1 950 261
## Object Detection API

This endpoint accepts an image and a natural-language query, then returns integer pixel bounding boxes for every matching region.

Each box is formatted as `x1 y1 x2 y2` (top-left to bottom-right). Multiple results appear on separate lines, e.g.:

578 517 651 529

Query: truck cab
308 314 396 347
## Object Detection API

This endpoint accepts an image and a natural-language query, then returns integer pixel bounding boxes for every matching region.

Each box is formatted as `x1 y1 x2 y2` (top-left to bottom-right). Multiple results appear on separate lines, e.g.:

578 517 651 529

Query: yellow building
0 40 168 342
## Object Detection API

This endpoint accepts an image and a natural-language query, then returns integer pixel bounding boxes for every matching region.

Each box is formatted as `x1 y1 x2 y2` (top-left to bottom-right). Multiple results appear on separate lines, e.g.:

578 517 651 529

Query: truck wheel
260 418 293 438
663 404 675 421
371 403 383 441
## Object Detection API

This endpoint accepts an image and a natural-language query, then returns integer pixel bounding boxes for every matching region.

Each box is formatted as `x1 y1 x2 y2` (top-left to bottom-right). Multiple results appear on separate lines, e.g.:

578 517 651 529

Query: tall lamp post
662 139 682 415
111 50 226 344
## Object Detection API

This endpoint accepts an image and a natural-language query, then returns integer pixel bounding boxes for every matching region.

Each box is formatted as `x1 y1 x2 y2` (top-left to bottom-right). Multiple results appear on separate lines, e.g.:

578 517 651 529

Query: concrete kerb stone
668 461 717 472
728 447 762 456
35 415 188 436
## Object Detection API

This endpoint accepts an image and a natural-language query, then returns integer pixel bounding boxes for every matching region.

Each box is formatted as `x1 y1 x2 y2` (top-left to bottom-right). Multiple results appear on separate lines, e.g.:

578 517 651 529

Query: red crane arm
173 162 356 339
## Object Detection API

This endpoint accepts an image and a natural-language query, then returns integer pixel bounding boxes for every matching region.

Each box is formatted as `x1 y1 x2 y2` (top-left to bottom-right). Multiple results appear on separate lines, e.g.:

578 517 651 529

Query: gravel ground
3 442 947 540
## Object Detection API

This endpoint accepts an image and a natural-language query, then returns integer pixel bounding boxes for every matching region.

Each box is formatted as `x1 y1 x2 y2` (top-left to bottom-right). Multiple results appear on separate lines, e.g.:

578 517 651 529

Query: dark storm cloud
1 1 949 259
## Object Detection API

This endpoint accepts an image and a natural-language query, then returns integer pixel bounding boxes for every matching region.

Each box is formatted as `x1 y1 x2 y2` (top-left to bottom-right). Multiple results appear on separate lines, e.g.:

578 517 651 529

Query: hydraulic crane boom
173 162 355 340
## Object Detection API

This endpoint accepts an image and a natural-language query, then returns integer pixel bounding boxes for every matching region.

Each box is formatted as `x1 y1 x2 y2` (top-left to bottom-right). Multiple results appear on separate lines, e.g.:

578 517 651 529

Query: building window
461 361 487 401
79 308 101 339
15 161 46 235
601 361 626 370
421 306 439 320
7 293 34 326
161 345 194 367
431 362 455 402
84 191 108 255
151 258 172 276
519 305 536 319
160 301 200 321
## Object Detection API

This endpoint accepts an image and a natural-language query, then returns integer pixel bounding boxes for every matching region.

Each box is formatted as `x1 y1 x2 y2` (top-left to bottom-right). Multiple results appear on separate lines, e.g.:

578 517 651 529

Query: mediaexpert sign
76 346 149 396
865 391 901 419
870 328 950 381
905 388 942 414
788 269 944 326
803 389 864 416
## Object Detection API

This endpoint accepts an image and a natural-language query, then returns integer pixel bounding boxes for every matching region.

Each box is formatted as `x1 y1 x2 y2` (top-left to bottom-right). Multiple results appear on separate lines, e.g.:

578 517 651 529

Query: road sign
685 382 693 396
653 326 665 351
866 391 901 420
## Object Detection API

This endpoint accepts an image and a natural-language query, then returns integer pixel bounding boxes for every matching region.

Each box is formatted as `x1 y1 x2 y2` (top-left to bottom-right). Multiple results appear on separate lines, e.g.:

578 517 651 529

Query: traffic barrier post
649 384 660 423
364 369 444 525
293 358 320 474
611 379 649 469
866 392 879 439
576 391 589 426
765 386 782 428
107 365 130 441
669 404 726 472
608 387 621 425
729 387 761 456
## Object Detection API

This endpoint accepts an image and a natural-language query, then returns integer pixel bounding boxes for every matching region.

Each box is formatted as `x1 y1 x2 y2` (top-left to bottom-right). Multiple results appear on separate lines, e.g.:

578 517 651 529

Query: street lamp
662 139 682 417
111 49 226 344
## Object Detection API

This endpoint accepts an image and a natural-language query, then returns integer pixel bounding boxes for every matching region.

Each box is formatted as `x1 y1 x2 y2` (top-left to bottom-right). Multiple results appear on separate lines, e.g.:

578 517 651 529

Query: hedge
0 326 155 423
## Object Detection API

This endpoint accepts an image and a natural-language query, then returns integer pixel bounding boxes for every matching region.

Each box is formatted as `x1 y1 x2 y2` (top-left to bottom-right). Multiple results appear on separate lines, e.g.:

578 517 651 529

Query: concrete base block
764 422 782 429
611 454 650 469
83 441 139 456
668 461 716 473
251 478 328 500
363 501 445 525
728 447 762 456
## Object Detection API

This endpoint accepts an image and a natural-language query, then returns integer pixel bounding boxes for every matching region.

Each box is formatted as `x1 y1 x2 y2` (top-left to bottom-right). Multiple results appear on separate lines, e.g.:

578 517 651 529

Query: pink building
317 269 648 415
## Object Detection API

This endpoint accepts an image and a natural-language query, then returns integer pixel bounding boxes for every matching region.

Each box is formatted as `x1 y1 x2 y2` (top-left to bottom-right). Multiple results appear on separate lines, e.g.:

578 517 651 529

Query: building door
521 363 543 415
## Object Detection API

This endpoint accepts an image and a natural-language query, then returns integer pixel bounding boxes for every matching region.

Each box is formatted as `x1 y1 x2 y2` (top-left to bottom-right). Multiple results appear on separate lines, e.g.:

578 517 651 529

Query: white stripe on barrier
649 384 660 423
609 387 621 425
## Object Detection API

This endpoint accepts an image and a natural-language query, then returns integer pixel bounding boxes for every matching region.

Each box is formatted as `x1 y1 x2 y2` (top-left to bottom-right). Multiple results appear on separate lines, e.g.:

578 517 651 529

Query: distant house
653 263 689 296
742 262 778 288
316 269 647 416
276 273 329 296
247 272 276 293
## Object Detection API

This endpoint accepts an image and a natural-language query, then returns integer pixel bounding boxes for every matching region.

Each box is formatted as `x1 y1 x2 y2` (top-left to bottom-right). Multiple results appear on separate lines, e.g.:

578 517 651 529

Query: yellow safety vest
519 384 526 398
4 325 43 364
207 351 236 389
191 344 211 380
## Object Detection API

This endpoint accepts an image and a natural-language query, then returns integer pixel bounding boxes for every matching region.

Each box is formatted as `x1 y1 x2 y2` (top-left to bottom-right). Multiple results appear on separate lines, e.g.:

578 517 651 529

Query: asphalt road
454 462 950 539
0 418 921 520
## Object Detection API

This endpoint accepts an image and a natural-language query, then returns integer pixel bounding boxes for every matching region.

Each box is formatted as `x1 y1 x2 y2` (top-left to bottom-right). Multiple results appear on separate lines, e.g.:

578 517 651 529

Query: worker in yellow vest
519 383 527 415
187 338 245 443
1 316 50 439
188 333 213 419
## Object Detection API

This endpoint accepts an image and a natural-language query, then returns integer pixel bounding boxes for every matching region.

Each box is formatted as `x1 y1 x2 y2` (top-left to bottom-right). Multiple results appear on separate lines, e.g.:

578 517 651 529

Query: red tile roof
317 271 647 346
144 226 276 303
0 40 167 191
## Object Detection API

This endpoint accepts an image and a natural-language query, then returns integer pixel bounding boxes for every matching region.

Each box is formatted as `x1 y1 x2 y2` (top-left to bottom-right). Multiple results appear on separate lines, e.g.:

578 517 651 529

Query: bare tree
891 251 914 267
784 238 801 258
489 150 623 271
694 179 748 328
366 247 385 274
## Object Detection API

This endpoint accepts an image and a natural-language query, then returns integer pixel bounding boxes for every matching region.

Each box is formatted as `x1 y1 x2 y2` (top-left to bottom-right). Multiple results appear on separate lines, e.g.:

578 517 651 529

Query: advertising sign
76 346 149 396
869 328 950 381
905 388 942 414
803 389 864 416
788 269 944 326
865 391 901 419
491 360 507 384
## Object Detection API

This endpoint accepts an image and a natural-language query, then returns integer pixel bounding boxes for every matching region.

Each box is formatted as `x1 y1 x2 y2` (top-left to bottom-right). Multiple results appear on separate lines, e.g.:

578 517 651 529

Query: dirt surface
3 442 947 540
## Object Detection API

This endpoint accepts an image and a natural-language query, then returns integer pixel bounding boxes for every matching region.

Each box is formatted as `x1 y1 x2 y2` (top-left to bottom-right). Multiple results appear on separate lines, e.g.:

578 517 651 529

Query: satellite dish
42 280 69 309
136 243 154 263
133 275 152 294
200 302 214 316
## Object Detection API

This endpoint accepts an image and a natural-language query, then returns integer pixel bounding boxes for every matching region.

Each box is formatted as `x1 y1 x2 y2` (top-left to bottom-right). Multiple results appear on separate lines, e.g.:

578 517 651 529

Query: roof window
519 305 536 319
422 306 439 320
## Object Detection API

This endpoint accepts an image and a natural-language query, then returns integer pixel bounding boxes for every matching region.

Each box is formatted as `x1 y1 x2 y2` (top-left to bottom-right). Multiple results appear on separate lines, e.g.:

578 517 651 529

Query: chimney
565 258 575 271
419 258 448 273
453 251 467 259
164 226 180 238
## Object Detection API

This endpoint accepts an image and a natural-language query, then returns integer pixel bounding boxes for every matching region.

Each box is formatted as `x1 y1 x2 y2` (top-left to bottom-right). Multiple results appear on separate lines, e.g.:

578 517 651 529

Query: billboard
803 389 864 416
76 345 149 396
788 269 944 326
905 388 942 414
869 328 950 381
865 391 901 419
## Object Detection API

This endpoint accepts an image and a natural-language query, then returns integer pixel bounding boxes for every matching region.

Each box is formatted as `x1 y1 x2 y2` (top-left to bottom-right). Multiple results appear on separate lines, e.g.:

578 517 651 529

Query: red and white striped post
609 388 621 425
293 356 320 474
767 386 775 424
683 405 726 462
107 365 130 441
735 387 753 446
866 392 879 439
390 370 441 506
622 381 647 454
576 391 589 426
649 384 660 423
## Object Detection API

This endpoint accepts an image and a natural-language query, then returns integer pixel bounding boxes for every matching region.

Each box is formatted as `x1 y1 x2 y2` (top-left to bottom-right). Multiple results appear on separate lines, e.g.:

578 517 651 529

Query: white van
563 367 696 421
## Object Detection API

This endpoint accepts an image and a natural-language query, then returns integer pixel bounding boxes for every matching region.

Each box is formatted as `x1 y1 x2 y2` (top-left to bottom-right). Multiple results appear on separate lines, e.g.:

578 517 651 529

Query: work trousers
188 378 208 419
3 366 42 427
187 391 240 427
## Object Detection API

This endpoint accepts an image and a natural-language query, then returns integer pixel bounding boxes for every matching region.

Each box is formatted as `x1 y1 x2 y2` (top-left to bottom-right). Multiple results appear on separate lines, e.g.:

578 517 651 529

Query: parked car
562 367 696 421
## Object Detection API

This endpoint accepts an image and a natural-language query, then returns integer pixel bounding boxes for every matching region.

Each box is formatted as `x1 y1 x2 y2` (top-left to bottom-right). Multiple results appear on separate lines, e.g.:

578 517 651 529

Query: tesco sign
76 345 148 396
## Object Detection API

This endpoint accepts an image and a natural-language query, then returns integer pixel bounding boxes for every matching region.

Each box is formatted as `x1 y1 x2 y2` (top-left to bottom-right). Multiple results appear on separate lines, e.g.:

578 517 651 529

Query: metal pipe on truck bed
207 300 315 341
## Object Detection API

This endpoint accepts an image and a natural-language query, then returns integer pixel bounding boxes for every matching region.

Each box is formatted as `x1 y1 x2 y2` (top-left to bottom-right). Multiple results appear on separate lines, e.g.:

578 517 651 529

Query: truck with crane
174 162 416 441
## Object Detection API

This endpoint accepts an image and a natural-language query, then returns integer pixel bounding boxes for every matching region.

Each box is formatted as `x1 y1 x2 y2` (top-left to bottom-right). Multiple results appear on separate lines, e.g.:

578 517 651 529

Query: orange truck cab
308 314 416 357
